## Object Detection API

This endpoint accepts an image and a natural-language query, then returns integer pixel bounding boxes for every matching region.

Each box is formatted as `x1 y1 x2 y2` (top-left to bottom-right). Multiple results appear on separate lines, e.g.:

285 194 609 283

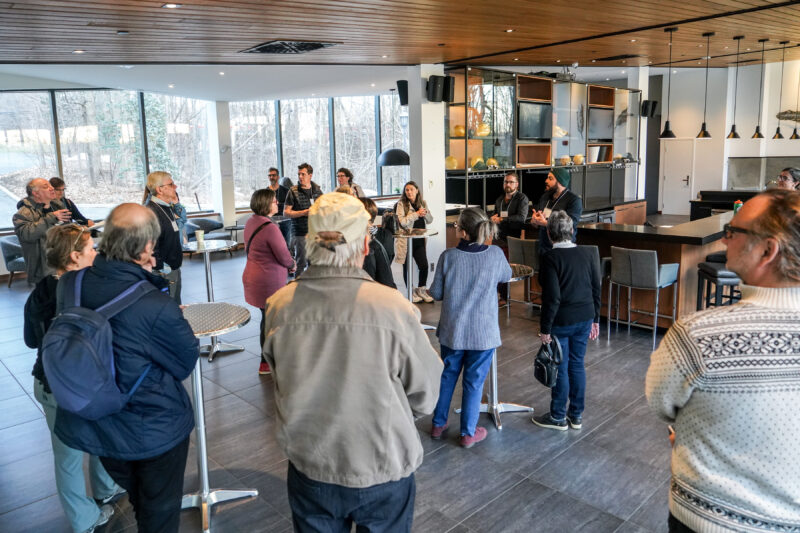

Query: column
207 101 237 227
627 66 649 199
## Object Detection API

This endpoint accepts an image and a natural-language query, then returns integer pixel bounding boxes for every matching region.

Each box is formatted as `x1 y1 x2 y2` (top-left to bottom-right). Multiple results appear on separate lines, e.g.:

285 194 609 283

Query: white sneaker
411 287 423 303
420 287 434 303
82 504 114 533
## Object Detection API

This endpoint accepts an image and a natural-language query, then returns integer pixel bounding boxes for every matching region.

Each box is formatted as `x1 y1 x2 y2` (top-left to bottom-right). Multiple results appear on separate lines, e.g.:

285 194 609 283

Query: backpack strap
246 220 272 257
95 280 157 319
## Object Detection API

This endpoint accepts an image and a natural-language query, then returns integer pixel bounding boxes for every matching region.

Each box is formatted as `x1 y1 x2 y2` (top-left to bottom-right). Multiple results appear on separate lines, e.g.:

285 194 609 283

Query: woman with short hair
336 167 365 197
242 188 296 375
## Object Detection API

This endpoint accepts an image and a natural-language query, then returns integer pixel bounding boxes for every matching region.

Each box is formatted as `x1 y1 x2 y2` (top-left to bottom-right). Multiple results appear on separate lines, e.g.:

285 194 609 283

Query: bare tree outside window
230 100 278 206
0 91 58 226
334 96 377 195
379 94 410 195
280 98 332 191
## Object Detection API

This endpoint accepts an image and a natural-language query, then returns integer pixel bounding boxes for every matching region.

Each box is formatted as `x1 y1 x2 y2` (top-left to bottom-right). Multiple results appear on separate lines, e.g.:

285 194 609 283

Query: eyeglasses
71 226 87 249
723 223 758 239
503 181 517 184
778 175 793 182
54 187 65 192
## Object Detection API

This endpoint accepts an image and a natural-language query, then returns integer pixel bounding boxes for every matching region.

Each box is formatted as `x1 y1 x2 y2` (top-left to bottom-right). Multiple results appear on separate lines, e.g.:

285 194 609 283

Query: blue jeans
287 462 415 533
34 379 121 533
549 320 592 421
431 346 495 437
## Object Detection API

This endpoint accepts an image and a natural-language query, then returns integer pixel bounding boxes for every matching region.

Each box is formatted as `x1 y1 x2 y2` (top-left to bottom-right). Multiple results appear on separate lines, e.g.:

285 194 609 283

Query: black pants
100 437 190 533
668 513 696 532
402 239 428 287
259 307 266 364
287 462 415 533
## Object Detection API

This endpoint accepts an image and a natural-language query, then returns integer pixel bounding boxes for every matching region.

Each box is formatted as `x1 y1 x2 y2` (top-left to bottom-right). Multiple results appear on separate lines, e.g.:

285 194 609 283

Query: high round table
183 240 243 361
502 263 534 318
394 228 438 330
181 302 258 533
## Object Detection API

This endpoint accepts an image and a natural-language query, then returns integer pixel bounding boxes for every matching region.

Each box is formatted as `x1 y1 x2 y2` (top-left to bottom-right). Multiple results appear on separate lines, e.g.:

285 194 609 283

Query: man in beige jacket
262 192 442 532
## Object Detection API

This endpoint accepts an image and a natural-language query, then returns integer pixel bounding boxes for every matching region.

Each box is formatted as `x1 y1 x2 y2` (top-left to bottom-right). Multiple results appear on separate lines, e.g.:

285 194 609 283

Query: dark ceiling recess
593 54 642 62
240 40 339 54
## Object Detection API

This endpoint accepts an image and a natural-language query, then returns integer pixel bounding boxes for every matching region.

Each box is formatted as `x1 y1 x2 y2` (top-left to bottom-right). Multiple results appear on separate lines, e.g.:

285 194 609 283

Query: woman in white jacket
395 181 433 303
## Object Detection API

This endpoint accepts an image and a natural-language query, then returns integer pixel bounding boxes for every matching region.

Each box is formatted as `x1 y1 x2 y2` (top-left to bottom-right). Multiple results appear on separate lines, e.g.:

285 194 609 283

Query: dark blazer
63 197 90 225
53 255 199 461
536 189 582 252
146 200 183 271
494 191 529 240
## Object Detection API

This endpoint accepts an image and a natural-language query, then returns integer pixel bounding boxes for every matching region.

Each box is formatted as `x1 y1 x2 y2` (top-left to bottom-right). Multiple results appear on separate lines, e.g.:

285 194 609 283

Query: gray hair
26 178 48 196
457 207 497 244
306 228 368 268
99 204 160 263
782 167 800 184
547 210 574 243
146 171 172 195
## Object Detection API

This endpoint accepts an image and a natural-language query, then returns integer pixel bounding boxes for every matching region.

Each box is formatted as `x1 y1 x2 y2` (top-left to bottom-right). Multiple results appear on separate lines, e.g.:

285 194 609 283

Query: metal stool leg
627 286 632 334
607 281 613 341
652 288 660 350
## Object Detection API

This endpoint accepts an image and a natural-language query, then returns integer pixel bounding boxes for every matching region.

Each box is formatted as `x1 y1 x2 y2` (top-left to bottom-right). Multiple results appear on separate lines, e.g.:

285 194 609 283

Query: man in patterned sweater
646 189 800 533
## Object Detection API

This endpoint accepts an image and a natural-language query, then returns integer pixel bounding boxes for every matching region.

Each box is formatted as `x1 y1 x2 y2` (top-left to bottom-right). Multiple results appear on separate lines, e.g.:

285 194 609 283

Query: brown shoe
431 424 448 439
460 426 488 448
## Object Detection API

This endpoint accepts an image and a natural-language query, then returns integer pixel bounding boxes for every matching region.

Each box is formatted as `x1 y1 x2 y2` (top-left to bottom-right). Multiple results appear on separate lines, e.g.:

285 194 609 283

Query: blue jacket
54 255 199 460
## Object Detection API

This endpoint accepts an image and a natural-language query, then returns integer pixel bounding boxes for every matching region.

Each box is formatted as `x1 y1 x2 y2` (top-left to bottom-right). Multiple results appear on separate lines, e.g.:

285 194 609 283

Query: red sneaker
431 424 448 439
460 426 488 448
259 362 271 375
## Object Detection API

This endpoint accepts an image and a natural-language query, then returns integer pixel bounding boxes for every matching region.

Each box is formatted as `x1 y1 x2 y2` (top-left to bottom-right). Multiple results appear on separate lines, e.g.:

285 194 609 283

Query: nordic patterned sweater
645 284 800 533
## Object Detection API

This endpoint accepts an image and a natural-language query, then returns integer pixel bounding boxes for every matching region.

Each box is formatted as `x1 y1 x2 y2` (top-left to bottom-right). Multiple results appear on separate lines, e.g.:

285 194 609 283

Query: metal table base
396 229 438 331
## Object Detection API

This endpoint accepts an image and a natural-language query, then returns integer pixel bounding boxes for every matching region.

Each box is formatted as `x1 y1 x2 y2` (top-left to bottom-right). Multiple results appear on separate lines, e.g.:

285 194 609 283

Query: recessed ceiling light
673 70 677 74
605 78 610 81
219 71 225 76
591 59 597 63
630 39 637 42
72 49 85 54
622 60 626 63
698 44 703 47
161 3 182 8
311 93 315 96
505 29 514 33
746 48 751 51
370 83 375 87
556 59 561 63
513 58 519 61
116 30 129 35
698 61 702 64
621 70 626 74
724 46 729 49
381 55 388 58
168 84 175 88
649 60 653 64
117 65 134 69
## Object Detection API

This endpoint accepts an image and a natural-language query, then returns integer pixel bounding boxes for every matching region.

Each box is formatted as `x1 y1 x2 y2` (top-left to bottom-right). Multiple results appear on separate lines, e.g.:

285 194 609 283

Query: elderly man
262 193 442 532
144 171 184 303
530 168 582 253
54 203 199 533
283 162 323 273
12 177 71 284
646 189 800 533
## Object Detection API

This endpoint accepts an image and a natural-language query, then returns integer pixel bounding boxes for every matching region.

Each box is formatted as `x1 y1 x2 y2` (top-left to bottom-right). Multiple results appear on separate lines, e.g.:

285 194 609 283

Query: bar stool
696 262 741 310
507 237 540 305
607 247 679 349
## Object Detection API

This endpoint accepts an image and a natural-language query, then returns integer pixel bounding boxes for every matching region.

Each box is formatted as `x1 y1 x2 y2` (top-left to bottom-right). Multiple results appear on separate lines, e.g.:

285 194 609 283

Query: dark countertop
578 210 733 245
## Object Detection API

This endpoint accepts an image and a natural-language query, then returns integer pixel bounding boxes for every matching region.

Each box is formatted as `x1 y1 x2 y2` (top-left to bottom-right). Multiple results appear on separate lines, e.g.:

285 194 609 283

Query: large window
334 96 377 195
144 93 213 211
380 94 410 195
0 91 59 226
280 98 332 191
55 90 145 220
230 100 278 207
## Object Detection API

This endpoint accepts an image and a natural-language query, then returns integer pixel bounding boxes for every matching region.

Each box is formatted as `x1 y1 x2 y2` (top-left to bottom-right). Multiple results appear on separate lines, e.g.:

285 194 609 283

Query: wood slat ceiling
1 0 800 68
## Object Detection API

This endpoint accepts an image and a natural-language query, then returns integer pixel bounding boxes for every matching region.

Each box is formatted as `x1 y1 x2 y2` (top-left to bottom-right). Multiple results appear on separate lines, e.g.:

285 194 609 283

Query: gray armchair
1 235 26 287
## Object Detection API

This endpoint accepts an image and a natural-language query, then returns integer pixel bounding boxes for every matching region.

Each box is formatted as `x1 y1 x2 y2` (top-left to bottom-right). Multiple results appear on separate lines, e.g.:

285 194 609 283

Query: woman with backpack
395 180 434 303
428 208 511 448
23 224 125 533
242 188 296 375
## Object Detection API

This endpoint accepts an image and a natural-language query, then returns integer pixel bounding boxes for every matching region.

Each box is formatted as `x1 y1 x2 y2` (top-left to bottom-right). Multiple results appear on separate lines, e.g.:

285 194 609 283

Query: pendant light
697 32 714 138
377 89 410 166
752 38 768 139
791 64 800 139
727 35 744 139
660 27 678 139
773 41 789 139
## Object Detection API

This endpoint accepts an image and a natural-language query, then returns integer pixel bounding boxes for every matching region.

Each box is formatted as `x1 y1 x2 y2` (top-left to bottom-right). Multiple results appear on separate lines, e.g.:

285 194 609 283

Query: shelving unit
517 144 551 167
515 75 554 167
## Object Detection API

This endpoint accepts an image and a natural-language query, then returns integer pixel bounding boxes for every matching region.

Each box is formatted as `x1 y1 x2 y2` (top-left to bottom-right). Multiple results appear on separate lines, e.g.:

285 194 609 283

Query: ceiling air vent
240 40 339 54
592 54 641 62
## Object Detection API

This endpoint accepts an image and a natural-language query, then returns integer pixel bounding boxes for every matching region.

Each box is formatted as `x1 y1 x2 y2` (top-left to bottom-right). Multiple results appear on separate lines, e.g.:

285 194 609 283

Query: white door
660 139 694 215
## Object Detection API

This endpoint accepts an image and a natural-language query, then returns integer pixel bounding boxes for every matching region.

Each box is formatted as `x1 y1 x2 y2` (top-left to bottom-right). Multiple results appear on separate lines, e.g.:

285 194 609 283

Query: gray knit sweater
430 245 511 350
646 284 800 533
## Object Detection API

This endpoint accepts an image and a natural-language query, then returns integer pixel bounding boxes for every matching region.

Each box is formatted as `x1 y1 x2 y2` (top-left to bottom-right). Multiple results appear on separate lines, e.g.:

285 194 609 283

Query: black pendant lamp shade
661 27 678 139
697 32 714 138
727 36 744 139
792 64 800 139
377 148 410 166
773 41 789 139
752 38 768 139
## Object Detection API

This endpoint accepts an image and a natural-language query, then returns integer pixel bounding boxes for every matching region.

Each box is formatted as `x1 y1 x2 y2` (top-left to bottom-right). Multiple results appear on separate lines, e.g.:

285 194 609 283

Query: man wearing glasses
144 171 184 303
49 177 94 227
491 172 529 304
646 190 800 533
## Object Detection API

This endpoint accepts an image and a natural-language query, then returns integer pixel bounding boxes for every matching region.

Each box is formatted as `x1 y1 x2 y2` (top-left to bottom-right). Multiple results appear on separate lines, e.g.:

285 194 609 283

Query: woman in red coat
242 188 296 375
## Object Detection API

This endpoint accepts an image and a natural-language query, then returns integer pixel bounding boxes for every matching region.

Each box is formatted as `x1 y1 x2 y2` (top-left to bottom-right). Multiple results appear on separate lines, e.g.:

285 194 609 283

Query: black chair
1 235 25 287
696 262 740 311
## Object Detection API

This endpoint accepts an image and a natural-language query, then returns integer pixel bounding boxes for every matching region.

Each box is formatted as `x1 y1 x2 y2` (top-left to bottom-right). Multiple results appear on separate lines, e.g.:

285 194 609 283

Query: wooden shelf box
517 75 553 101
516 144 552 167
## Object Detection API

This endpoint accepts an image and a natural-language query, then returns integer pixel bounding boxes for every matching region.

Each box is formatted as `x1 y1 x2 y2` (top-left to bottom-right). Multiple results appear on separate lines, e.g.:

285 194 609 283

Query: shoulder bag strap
246 221 271 257
95 280 157 319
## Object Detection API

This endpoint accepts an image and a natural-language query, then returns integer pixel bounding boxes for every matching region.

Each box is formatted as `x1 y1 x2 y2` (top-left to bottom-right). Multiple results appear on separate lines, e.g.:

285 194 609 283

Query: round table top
394 229 439 239
183 239 237 253
509 263 534 282
224 224 245 231
182 302 251 338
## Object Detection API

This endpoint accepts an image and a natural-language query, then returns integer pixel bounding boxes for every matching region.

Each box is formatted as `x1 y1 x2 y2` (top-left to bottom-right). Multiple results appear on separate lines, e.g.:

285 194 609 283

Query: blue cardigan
430 244 511 350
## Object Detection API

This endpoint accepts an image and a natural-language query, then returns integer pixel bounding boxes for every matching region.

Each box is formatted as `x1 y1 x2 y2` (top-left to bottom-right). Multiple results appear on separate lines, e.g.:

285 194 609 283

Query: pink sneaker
431 424 448 439
460 426 488 448
259 362 271 375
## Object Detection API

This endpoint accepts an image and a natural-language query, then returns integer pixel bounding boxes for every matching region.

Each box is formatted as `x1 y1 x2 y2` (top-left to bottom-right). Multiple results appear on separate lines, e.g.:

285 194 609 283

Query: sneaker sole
531 417 568 431
568 421 582 430
258 370 271 375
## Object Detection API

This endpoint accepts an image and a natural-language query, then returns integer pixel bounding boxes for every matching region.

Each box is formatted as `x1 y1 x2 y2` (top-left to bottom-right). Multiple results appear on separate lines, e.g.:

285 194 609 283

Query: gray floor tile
0 450 57 514
0 494 70 533
0 394 43 430
0 417 52 466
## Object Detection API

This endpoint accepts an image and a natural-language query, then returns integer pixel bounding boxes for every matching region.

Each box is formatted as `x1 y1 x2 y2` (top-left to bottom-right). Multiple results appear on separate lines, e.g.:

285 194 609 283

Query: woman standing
242 189 296 375
395 180 434 303
24 224 125 533
532 210 600 431
429 208 511 448
336 167 365 198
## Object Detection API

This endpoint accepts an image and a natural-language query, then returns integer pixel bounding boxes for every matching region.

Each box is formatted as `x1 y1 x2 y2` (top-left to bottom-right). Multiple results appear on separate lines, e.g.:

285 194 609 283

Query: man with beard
491 172 529 303
530 168 582 254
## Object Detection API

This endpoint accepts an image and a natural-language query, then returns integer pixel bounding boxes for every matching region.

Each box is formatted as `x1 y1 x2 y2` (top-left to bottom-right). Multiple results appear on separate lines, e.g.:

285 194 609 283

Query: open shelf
517 75 553 101
587 143 613 164
516 143 552 167
588 85 615 108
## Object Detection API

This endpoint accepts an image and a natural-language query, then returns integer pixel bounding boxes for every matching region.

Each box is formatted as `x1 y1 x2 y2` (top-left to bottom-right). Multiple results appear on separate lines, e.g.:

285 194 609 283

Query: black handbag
533 335 563 388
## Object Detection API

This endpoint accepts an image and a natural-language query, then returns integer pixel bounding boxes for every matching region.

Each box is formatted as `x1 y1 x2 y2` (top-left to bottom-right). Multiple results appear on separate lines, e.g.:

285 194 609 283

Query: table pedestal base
182 489 258 533
200 336 244 362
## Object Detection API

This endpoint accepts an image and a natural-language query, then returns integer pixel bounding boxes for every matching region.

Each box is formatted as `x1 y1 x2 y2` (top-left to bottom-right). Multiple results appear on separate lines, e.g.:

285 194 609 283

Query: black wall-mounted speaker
396 80 409 106
442 76 456 103
426 75 445 102
648 100 659 117
641 99 659 117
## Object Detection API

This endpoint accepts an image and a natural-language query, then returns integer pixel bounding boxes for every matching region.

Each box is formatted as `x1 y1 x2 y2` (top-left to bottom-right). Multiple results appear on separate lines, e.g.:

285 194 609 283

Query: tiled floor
0 250 672 532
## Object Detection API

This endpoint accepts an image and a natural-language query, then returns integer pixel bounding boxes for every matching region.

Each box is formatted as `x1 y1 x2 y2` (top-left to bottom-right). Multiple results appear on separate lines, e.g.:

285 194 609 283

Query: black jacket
147 200 183 271
63 197 90 226
494 191 530 240
53 255 199 460
539 246 601 334
536 189 582 252
23 275 60 392
363 235 397 289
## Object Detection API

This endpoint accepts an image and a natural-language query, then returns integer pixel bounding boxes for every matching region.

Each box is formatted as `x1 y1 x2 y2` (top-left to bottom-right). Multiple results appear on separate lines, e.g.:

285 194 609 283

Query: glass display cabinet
552 81 587 167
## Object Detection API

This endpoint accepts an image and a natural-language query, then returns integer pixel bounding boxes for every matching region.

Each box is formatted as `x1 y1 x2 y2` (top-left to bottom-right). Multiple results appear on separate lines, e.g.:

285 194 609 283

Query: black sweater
539 246 601 334
147 201 183 271
536 189 582 252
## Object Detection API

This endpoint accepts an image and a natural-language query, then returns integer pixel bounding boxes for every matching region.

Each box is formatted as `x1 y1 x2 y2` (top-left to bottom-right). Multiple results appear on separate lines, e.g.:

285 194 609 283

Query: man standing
54 203 198 533
491 172 529 243
267 167 290 214
144 171 183 303
283 163 323 273
262 193 442 532
529 168 582 253
50 177 94 227
646 189 800 533
12 178 71 285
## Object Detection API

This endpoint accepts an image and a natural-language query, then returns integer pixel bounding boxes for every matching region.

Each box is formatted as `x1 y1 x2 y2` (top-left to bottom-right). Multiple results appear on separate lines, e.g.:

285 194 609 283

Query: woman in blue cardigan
429 207 511 448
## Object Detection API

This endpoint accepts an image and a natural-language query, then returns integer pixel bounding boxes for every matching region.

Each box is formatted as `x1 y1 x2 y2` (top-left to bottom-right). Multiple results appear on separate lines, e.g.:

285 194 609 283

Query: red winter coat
242 215 294 309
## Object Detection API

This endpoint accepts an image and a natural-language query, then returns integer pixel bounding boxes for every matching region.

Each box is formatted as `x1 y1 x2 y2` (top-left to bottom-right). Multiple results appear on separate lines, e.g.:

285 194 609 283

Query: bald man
12 177 71 284
53 202 199 533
